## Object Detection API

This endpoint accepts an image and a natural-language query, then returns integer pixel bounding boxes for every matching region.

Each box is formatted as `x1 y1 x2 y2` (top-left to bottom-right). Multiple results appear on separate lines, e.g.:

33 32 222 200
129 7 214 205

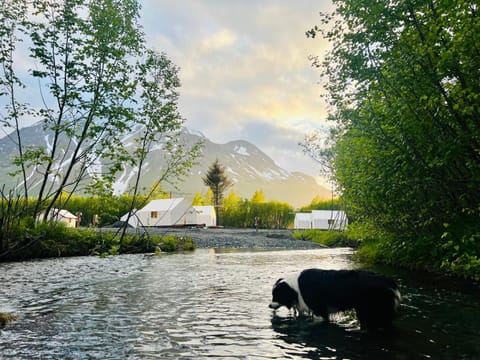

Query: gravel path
114 227 325 250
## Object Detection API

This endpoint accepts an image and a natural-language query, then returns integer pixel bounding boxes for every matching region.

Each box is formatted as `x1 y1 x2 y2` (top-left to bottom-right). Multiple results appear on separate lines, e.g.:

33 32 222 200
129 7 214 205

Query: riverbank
103 227 325 250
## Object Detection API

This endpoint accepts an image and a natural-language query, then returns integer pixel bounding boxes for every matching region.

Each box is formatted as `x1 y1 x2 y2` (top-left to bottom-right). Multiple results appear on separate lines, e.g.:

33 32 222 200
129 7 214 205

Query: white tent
193 206 217 227
311 210 348 230
294 213 312 229
121 198 195 228
37 208 78 228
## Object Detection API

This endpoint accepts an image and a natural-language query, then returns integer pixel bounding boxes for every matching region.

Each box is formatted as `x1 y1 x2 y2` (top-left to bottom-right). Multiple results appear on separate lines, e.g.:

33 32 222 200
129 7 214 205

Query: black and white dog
269 269 401 330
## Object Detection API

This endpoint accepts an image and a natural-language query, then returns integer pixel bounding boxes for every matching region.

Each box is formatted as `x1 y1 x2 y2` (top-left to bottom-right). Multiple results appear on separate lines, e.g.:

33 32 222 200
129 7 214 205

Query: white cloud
200 29 237 52
141 0 335 176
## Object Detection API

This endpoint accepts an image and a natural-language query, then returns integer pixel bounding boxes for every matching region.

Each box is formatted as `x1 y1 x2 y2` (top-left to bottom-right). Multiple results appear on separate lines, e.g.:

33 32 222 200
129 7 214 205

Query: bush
352 218 480 281
293 229 359 247
0 219 194 261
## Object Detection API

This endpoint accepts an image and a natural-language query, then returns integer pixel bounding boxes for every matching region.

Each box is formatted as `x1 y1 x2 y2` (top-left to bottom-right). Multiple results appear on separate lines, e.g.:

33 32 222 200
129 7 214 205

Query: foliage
202 189 214 206
293 229 359 248
309 0 480 279
222 194 294 229
299 197 342 212
57 193 147 227
202 159 233 224
0 0 201 257
155 235 195 253
191 193 204 206
0 219 194 262
299 127 336 179
251 190 265 204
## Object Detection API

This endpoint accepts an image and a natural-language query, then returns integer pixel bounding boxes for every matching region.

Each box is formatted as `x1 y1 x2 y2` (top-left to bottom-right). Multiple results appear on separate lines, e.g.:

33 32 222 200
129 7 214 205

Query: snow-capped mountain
0 125 330 208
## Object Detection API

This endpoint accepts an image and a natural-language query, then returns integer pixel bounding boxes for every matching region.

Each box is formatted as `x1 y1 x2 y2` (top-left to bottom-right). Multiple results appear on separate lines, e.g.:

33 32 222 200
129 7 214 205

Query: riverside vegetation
305 0 480 281
0 193 195 262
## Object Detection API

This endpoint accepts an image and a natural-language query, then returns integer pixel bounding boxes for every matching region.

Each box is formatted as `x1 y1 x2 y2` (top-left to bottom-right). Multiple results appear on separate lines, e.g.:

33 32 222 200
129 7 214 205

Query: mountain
0 125 330 208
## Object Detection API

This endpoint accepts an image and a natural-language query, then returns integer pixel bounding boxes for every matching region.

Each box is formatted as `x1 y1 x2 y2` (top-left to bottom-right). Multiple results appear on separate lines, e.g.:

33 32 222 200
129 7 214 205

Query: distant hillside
0 125 330 208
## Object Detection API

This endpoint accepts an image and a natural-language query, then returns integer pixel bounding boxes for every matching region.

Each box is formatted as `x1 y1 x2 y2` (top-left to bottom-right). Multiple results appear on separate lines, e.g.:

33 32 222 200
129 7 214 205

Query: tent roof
311 210 346 219
139 198 186 212
51 208 77 219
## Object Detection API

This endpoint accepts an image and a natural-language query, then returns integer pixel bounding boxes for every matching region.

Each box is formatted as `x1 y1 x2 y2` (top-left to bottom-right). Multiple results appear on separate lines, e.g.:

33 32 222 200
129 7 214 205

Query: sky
139 0 335 179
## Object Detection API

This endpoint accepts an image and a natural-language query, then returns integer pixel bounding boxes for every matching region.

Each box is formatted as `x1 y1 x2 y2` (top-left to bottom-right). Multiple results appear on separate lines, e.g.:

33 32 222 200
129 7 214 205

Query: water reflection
0 248 479 359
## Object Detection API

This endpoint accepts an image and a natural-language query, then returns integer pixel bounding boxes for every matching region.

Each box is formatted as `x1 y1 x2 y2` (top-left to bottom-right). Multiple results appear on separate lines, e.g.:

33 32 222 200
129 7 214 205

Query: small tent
311 210 348 230
193 206 217 227
121 198 195 228
294 213 312 229
37 208 79 228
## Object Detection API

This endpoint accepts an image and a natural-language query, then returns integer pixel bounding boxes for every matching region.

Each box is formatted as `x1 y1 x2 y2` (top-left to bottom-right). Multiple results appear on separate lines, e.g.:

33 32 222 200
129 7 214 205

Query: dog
269 269 401 330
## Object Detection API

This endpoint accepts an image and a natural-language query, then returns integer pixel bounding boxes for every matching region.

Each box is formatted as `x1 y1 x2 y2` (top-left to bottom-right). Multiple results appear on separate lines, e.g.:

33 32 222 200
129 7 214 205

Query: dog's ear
274 278 284 286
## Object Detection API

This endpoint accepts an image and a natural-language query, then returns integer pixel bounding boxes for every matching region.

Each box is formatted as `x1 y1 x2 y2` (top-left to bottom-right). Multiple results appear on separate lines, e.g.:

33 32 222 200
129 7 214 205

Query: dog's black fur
269 269 401 330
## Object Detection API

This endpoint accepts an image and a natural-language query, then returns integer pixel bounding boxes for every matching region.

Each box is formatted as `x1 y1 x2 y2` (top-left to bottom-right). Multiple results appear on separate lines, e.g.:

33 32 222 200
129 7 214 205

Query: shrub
0 218 194 261
293 229 359 247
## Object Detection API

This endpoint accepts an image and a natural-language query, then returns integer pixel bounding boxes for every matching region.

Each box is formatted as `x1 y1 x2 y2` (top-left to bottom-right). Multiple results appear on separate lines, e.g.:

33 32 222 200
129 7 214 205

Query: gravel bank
116 227 325 250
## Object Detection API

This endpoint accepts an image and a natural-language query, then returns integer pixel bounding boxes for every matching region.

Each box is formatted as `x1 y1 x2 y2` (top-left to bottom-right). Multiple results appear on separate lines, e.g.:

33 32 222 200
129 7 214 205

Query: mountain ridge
0 124 330 208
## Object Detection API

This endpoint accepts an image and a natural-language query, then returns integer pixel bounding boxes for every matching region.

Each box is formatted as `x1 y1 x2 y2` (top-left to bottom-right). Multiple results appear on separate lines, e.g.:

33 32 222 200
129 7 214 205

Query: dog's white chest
284 274 311 315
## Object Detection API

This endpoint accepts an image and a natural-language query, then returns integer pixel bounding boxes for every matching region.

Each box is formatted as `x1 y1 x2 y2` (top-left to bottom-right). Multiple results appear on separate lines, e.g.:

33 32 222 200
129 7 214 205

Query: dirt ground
106 226 324 250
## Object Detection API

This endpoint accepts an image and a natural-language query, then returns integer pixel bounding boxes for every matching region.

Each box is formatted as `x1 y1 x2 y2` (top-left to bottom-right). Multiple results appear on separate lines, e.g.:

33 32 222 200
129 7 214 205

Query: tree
223 189 241 210
202 159 233 224
251 190 265 204
309 0 480 277
191 193 204 206
299 126 335 179
0 0 201 257
119 50 201 242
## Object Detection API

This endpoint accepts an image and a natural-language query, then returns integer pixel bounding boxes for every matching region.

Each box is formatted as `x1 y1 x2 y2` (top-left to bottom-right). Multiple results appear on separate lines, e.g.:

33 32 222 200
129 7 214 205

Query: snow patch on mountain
234 145 250 156
112 166 139 195
185 127 206 138
227 166 239 175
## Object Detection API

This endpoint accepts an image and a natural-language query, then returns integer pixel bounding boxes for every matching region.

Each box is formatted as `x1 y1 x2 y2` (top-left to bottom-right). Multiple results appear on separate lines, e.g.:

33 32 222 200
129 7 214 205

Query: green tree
309 0 480 278
119 50 201 242
202 159 233 225
203 189 214 206
251 190 265 204
0 0 201 258
224 190 241 210
191 193 204 206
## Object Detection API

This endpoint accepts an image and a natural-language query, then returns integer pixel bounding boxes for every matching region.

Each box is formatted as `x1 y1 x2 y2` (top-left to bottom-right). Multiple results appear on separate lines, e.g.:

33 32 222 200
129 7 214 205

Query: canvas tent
193 206 217 227
121 198 195 228
37 208 78 228
294 210 348 230
311 210 348 230
294 213 312 229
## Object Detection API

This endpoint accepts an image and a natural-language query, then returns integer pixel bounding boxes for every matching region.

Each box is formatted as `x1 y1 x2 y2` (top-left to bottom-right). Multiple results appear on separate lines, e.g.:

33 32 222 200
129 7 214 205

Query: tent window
328 219 334 225
151 211 158 219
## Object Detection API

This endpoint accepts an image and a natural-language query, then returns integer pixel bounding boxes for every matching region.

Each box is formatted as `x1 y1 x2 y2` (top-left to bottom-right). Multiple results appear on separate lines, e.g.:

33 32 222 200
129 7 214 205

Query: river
1 248 479 359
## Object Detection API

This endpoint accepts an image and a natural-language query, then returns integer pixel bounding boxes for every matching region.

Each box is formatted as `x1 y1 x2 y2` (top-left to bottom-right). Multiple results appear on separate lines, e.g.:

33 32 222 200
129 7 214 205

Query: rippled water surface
1 248 479 359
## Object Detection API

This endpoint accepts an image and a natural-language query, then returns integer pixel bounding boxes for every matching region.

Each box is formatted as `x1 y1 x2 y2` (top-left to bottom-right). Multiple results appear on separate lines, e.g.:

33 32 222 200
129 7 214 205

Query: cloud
140 0 334 176
200 29 237 52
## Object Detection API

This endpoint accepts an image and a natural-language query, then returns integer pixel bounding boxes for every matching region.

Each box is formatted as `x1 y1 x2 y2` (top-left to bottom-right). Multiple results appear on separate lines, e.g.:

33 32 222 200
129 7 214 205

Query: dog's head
269 278 298 310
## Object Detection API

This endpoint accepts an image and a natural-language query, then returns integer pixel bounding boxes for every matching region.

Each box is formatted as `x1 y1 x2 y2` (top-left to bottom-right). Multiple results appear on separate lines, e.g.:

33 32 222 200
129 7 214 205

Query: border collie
269 269 401 330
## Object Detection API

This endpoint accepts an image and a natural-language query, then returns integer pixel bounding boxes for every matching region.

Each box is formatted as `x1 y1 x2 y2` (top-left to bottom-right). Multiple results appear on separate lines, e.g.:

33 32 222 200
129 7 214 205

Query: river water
0 248 479 359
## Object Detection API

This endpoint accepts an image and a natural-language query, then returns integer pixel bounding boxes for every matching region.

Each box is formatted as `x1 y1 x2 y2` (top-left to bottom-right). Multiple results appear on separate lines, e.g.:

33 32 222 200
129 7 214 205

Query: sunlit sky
140 0 334 178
